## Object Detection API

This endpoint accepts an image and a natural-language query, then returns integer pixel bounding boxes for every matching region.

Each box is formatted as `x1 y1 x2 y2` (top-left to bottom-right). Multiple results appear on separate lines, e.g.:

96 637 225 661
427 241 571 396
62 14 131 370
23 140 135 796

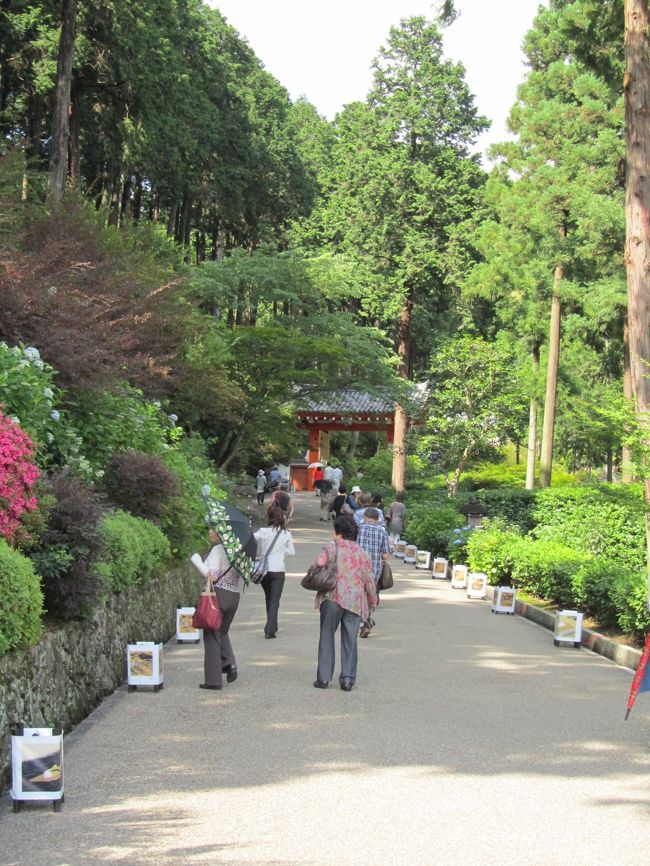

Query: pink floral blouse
314 539 377 620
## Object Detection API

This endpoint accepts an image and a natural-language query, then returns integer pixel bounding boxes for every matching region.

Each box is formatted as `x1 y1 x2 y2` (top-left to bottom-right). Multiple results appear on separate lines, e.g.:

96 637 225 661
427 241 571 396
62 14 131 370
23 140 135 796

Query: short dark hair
339 484 347 494
334 514 357 540
364 507 380 521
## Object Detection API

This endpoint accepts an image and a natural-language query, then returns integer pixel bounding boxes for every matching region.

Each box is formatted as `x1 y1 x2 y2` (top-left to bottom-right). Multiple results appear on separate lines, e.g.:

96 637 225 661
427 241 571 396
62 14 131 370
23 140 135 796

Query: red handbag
192 581 222 630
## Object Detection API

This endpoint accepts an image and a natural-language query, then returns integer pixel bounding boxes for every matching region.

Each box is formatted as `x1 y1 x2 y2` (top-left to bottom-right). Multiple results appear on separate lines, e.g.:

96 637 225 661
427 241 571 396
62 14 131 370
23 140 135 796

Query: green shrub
531 485 646 570
570 559 628 627
159 435 217 557
509 539 590 606
94 510 171 592
473 488 537 532
357 449 429 494
32 470 105 620
405 500 463 554
67 385 175 471
464 461 577 490
437 525 476 562
610 569 650 640
0 538 43 655
466 519 523 585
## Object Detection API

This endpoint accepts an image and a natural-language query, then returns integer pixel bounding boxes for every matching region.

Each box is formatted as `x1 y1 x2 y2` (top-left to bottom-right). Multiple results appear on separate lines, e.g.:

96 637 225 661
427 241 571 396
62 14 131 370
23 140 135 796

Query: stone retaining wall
0 564 198 787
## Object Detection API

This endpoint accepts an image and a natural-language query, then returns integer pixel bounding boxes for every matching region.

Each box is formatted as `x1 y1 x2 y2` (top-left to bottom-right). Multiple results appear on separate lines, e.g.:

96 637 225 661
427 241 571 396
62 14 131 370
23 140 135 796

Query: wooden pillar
307 427 319 491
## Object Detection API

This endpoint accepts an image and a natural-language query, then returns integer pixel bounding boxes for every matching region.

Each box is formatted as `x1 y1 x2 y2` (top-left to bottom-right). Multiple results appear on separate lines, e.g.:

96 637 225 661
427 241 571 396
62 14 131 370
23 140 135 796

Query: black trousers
260 571 285 637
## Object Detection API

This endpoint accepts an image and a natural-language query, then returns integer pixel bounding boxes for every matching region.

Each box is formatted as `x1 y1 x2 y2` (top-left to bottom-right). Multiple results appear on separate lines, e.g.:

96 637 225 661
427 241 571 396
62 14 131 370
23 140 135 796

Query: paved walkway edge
479 585 642 670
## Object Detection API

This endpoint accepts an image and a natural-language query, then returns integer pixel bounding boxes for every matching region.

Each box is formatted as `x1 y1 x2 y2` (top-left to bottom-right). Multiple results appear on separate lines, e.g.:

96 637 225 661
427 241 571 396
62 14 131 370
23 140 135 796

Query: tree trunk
391 294 413 492
22 89 45 199
525 344 540 490
132 175 142 222
447 445 472 497
624 0 650 593
391 405 408 492
166 202 178 237
345 431 360 461
120 175 133 219
606 449 613 483
622 314 635 482
68 71 81 188
106 163 122 226
539 258 564 488
47 0 76 203
219 425 248 470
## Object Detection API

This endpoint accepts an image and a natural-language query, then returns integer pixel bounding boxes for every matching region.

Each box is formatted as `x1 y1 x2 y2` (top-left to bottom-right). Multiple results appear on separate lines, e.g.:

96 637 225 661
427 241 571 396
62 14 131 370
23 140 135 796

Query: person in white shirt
331 464 343 492
253 506 295 638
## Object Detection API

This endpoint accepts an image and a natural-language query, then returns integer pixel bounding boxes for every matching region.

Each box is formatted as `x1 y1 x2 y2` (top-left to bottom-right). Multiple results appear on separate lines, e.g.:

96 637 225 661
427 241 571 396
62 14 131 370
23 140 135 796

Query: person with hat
345 485 363 512
255 469 267 504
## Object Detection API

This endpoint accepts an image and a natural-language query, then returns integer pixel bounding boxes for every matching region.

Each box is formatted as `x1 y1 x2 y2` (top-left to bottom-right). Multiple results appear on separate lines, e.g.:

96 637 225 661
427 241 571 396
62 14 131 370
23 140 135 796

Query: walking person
356 507 390 638
331 484 348 518
270 483 294 523
319 478 334 521
254 506 295 639
387 492 406 551
354 492 386 527
194 527 243 690
311 515 377 692
255 469 267 504
331 463 343 493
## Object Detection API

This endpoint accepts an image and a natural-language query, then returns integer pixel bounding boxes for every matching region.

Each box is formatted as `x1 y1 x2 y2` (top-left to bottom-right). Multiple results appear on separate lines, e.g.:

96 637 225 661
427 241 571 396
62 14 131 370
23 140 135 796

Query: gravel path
2 491 650 866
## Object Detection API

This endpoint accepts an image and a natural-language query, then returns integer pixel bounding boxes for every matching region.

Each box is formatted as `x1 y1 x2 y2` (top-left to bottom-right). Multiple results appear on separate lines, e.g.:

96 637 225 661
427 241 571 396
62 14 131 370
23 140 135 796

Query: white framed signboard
176 607 200 643
467 572 487 599
432 557 448 579
450 564 468 589
404 544 417 564
127 641 164 691
554 610 583 647
415 550 432 570
394 540 407 559
491 586 516 614
11 726 64 810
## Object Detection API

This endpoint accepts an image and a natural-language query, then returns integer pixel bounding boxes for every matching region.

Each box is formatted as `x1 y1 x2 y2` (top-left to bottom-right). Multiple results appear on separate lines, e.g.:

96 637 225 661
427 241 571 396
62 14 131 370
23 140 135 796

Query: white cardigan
254 527 295 573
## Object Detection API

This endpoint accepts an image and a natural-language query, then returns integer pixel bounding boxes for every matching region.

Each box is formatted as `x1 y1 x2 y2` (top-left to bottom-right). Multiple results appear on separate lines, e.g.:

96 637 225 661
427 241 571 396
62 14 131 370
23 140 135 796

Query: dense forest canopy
0 0 645 496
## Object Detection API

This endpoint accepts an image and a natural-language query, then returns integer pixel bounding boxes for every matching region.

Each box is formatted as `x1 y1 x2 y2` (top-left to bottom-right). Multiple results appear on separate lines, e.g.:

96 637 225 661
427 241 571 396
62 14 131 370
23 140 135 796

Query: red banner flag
625 632 650 720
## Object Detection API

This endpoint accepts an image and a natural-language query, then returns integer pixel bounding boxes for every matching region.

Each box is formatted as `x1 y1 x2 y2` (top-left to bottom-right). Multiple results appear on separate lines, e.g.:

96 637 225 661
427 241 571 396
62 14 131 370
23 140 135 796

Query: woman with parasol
191 490 254 690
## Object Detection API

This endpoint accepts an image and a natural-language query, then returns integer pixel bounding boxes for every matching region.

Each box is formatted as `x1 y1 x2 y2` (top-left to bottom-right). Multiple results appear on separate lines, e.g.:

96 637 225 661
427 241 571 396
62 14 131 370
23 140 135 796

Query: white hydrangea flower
50 409 61 422
24 346 41 361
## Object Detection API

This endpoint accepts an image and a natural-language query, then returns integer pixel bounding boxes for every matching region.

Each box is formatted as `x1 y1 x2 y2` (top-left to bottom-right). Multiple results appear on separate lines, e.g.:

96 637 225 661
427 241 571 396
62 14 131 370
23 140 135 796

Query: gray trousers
316 600 361 685
260 571 285 637
203 587 240 687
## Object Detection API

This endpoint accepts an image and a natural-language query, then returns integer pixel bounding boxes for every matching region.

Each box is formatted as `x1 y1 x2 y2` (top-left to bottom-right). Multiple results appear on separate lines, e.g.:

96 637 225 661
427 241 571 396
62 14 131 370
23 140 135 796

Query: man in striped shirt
356 508 390 637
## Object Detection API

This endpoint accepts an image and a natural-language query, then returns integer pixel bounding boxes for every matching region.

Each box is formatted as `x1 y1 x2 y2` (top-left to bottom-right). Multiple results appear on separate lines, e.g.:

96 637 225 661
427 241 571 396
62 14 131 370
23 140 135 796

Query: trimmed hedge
509 539 591 607
94 510 172 592
530 485 646 570
0 539 43 655
474 488 536 532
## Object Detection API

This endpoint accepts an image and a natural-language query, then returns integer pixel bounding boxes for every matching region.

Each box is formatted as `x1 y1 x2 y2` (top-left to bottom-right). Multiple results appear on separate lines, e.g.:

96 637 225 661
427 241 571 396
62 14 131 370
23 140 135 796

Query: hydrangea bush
0 410 40 544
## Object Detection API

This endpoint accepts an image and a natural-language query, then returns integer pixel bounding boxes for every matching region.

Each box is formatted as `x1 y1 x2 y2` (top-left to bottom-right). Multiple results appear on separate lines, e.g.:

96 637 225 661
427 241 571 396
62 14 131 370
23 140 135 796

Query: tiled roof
296 388 394 416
